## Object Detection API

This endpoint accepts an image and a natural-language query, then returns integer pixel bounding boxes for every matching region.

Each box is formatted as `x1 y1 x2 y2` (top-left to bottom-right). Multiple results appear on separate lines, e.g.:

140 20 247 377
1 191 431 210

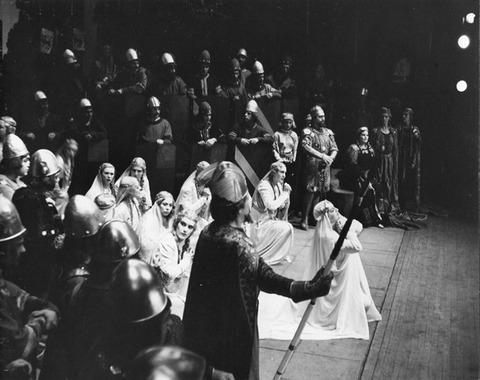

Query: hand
233 95 240 101
266 92 273 99
197 140 206 146
205 138 216 148
310 266 334 297
157 139 164 145
29 309 58 330
48 132 56 140
322 154 334 166
212 369 235 380
85 134 93 141
283 183 292 193
240 138 249 146
27 133 35 140
5 359 32 377
249 138 259 145
108 89 116 95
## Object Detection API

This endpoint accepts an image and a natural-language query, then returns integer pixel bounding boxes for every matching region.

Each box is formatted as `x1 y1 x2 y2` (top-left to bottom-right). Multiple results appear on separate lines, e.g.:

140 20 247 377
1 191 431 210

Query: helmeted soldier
138 96 174 146
42 220 140 380
220 57 246 101
127 345 206 380
18 91 66 153
0 196 59 379
246 60 282 101
11 149 62 297
0 117 17 162
149 52 188 97
0 134 30 200
79 259 183 380
236 48 251 87
188 50 222 99
299 105 338 230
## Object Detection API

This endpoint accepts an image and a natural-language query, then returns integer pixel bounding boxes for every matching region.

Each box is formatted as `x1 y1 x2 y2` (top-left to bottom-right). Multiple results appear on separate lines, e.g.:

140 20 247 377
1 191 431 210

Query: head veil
137 191 175 264
85 162 116 201
115 176 139 206
115 157 152 208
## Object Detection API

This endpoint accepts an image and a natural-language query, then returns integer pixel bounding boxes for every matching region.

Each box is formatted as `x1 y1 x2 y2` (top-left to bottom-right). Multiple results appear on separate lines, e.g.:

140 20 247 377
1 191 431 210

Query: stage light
456 80 467 92
465 13 475 24
458 35 470 49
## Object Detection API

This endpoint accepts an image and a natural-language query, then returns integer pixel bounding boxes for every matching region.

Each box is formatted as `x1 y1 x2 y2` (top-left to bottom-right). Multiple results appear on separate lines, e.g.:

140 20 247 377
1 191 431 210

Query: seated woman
258 200 381 341
150 211 198 318
342 126 383 228
85 162 116 201
113 176 143 230
116 157 152 212
137 191 175 264
251 161 294 265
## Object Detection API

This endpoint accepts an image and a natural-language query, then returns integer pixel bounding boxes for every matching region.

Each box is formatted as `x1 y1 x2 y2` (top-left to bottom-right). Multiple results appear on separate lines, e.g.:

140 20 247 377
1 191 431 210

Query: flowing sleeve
256 181 289 212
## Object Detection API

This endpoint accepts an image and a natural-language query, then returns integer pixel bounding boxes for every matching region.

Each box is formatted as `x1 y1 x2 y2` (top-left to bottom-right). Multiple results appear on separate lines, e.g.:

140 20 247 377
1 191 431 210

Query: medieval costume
258 200 381 341
0 134 30 200
52 139 78 218
85 163 116 201
116 157 152 211
251 162 293 265
113 176 143 231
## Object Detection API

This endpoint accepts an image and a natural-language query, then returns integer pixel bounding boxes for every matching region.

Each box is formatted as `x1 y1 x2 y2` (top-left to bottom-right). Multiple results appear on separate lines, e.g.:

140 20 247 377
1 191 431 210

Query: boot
300 192 314 230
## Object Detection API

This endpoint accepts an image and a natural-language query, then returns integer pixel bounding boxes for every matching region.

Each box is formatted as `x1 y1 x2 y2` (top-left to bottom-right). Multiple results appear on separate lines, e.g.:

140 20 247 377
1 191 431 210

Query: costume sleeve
256 127 273 144
257 258 293 297
272 133 282 161
163 121 174 143
257 181 289 212
89 119 108 140
119 68 147 95
227 124 241 144
293 132 299 162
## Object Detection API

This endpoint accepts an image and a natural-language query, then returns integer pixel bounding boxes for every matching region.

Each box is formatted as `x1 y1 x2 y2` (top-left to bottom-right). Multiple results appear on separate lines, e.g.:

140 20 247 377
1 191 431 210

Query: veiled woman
113 176 143 230
85 162 116 201
116 157 152 212
251 161 293 265
258 200 381 341
137 191 175 264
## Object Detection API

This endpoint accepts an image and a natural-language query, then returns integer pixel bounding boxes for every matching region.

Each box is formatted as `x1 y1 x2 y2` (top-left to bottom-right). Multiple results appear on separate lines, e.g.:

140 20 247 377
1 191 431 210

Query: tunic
370 127 399 211
300 127 338 194
138 118 173 143
0 174 26 200
183 222 293 380
273 130 298 163
397 125 421 210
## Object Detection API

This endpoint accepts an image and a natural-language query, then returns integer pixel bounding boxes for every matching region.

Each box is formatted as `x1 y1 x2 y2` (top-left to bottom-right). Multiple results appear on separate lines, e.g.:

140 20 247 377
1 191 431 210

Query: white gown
258 210 381 340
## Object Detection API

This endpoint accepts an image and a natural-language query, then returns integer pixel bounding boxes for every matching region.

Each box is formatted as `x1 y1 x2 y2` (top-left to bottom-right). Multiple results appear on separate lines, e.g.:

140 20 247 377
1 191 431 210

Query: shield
189 143 228 172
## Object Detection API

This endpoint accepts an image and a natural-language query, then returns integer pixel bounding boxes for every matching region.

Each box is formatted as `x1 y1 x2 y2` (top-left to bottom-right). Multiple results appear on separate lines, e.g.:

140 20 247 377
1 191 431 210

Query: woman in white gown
150 211 198 318
85 162 116 201
258 199 381 340
250 161 294 265
115 157 152 212
136 191 175 264
113 176 143 231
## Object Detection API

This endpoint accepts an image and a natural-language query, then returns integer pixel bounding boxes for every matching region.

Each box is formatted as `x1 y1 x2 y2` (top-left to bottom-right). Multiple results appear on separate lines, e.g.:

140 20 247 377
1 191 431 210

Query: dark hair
210 194 247 224
1 154 28 171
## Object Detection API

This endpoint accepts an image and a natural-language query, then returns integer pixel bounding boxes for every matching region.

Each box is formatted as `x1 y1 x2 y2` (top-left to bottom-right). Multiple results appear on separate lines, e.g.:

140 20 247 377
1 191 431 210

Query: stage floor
260 215 479 380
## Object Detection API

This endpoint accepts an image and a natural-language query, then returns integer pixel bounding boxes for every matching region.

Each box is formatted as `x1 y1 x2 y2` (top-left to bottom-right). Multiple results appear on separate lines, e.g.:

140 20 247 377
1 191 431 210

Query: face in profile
17 155 30 178
176 217 196 242
272 166 287 184
327 206 341 225
244 110 253 122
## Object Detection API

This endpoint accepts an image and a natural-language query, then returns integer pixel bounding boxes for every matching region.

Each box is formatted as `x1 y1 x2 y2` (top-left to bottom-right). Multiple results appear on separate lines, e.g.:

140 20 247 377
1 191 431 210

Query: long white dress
250 179 293 265
258 204 381 340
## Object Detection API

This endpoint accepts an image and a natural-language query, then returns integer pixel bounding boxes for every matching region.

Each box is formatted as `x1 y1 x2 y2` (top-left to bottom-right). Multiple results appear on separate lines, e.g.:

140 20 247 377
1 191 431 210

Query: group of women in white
83 155 381 339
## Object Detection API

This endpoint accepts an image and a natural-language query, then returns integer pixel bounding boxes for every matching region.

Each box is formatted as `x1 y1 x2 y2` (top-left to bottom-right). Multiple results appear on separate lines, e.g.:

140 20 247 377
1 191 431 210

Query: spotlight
458 35 470 49
456 80 468 92
465 13 476 24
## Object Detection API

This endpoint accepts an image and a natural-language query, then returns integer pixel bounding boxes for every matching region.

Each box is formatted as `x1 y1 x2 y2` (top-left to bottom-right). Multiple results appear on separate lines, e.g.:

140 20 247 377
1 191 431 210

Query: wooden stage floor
259 215 479 380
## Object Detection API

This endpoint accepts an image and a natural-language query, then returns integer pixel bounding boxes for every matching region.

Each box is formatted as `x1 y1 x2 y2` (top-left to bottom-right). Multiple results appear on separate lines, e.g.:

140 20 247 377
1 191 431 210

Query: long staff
273 184 370 380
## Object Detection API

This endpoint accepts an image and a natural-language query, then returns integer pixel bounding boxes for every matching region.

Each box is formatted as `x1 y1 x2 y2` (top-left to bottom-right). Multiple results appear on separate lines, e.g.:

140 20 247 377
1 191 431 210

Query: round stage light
458 35 470 49
465 13 476 24
456 80 467 92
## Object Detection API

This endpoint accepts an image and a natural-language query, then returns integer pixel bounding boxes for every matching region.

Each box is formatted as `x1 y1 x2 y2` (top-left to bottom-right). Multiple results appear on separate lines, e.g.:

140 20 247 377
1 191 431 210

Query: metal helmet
198 50 211 64
147 96 161 108
63 49 77 64
196 161 248 203
198 101 212 115
237 48 248 58
0 195 26 242
245 99 259 114
126 48 139 62
251 60 264 74
30 149 60 178
3 134 29 159
94 193 116 211
161 52 175 66
1 116 17 131
130 345 206 380
64 195 104 238
79 98 93 109
35 91 47 101
230 58 241 72
110 259 168 323
96 219 140 263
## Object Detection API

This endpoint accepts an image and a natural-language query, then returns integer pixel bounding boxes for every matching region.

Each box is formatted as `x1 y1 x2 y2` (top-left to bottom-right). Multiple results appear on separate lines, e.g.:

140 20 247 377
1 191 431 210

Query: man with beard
150 52 188 97
299 105 338 230
12 149 63 297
